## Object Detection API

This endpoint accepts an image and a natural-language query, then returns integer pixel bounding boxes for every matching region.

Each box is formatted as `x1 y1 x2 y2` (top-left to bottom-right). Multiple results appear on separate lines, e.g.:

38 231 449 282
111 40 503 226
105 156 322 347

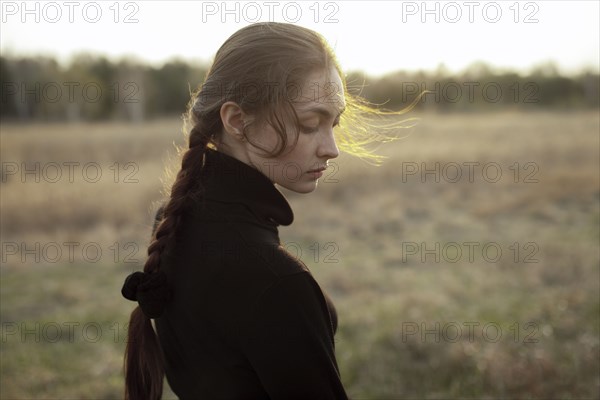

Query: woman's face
245 67 345 194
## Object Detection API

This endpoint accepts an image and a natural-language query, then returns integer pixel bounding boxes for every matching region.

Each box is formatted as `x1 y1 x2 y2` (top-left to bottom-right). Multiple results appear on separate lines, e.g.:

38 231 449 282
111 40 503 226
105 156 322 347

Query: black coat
154 147 348 399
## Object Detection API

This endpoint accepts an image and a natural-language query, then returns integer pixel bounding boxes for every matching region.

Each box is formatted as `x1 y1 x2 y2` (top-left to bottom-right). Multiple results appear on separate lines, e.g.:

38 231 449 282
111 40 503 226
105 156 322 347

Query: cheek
270 129 314 167
265 128 283 147
252 126 285 154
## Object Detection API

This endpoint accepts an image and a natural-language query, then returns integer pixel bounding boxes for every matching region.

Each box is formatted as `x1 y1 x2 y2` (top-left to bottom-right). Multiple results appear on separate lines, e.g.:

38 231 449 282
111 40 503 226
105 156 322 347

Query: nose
318 128 340 160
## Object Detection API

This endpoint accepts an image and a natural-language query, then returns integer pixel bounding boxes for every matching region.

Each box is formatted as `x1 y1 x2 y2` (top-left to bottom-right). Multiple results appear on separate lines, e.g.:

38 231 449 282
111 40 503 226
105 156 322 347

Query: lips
308 169 324 179
306 166 327 173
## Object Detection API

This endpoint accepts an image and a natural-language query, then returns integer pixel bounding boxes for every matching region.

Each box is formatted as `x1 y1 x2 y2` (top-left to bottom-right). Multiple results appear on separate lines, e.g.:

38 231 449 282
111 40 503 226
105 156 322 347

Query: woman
121 22 418 400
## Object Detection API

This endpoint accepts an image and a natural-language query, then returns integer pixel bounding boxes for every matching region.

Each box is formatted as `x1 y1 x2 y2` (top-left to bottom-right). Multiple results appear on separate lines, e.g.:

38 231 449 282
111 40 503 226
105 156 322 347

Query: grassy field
1 110 599 399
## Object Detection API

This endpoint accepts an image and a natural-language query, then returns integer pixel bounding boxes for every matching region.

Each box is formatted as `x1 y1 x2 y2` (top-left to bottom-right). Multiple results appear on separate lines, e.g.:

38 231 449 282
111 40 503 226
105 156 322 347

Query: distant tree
0 55 597 122
146 60 198 115
0 56 17 119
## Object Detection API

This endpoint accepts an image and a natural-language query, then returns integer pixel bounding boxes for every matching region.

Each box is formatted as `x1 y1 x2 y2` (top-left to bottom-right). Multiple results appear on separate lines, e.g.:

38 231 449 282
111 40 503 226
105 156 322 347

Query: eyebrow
299 105 346 119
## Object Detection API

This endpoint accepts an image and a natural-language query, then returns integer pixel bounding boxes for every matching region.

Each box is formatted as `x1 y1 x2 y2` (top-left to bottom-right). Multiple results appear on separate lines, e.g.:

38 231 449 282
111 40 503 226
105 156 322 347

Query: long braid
123 107 218 400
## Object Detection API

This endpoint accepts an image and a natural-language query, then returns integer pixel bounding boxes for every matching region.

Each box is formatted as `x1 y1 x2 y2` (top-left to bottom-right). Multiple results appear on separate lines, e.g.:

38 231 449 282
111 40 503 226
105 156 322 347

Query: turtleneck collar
198 146 294 227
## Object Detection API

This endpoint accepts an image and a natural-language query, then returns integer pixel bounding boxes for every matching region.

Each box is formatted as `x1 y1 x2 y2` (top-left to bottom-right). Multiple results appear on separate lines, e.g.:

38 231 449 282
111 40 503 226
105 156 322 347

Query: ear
220 101 247 141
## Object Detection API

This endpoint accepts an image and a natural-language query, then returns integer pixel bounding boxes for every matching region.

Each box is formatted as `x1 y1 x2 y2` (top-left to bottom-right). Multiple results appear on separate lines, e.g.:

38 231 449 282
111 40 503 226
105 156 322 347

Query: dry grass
1 110 598 399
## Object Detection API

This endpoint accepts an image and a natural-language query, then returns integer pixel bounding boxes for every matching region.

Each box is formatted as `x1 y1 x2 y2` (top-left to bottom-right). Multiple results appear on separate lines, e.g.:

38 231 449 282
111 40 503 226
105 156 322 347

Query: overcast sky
1 0 598 76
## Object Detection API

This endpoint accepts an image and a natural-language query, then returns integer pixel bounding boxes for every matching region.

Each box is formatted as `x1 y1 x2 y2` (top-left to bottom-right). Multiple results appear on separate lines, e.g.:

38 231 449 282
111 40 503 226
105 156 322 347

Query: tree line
1 54 597 122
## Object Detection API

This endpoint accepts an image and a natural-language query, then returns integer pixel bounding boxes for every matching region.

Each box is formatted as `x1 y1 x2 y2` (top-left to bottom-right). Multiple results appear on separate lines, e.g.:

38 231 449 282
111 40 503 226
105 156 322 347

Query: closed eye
300 125 319 134
301 118 340 133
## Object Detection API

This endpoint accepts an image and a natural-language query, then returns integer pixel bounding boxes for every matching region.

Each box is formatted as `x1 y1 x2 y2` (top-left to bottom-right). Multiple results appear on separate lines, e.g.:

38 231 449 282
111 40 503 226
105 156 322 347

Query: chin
281 181 318 194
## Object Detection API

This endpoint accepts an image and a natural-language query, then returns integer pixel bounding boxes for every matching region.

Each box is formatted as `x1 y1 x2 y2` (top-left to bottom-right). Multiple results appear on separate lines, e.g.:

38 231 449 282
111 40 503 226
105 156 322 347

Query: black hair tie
121 271 172 319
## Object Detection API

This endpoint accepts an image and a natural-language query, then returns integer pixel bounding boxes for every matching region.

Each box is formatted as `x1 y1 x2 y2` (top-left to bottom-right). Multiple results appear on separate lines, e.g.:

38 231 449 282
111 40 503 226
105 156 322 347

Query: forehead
292 68 346 115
